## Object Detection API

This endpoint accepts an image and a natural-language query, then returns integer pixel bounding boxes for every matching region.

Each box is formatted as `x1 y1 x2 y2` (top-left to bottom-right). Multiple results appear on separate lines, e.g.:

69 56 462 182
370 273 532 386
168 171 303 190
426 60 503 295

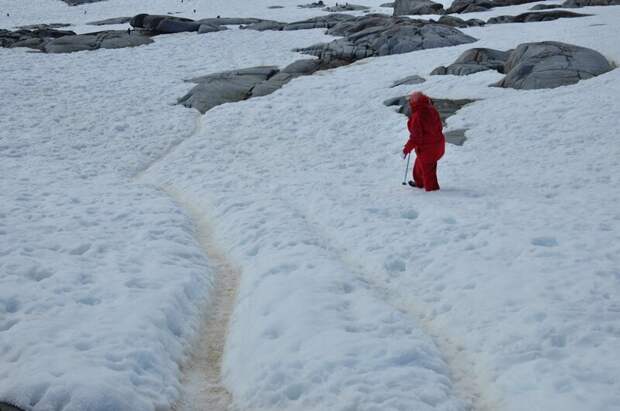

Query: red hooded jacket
403 93 445 162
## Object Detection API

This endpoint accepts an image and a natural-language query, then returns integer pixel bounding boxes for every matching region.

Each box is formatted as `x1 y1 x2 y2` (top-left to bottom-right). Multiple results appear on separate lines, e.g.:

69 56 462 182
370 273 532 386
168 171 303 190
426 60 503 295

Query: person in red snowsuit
402 92 445 191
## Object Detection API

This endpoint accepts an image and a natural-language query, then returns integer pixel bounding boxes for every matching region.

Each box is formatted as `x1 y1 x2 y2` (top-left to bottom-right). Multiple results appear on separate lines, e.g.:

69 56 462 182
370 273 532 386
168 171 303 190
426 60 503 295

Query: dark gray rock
445 129 467 146
495 41 614 89
130 14 200 34
196 17 264 26
298 1 326 8
391 74 426 87
431 47 511 75
252 59 322 96
283 14 355 30
1 27 76 50
268 5 285 8
16 23 71 30
0 402 25 411
437 15 485 27
297 15 477 64
324 4 371 12
61 0 106 5
487 10 589 24
393 0 445 15
87 17 132 26
562 0 620 6
197 24 227 33
43 30 153 53
381 2 395 6
446 0 539 13
241 20 287 31
178 66 279 113
446 0 495 13
530 3 564 9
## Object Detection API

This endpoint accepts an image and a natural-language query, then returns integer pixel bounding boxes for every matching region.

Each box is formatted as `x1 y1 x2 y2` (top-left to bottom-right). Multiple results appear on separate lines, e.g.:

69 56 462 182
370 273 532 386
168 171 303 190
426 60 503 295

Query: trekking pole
402 153 410 185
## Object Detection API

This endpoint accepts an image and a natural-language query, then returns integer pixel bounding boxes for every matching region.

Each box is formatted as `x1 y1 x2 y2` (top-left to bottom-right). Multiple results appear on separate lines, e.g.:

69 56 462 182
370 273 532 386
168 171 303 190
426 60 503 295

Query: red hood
409 92 431 111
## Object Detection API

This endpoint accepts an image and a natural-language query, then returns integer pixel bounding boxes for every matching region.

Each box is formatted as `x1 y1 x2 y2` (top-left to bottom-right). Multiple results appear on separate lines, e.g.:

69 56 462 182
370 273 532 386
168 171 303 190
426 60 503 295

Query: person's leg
412 156 424 188
422 161 440 191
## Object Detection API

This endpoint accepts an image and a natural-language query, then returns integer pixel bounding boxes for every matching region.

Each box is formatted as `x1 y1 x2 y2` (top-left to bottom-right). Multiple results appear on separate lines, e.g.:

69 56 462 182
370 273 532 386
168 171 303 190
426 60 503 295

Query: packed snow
1 0 619 411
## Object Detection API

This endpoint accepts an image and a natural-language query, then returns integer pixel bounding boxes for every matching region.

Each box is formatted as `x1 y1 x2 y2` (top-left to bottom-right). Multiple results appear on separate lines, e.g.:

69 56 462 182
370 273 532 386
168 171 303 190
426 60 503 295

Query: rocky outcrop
43 30 153 53
562 0 620 6
284 14 354 30
487 10 589 24
178 66 280 113
252 59 323 96
529 3 563 9
129 14 200 34
393 0 445 15
296 15 477 64
384 96 475 145
1 27 76 50
446 0 539 13
431 48 510 75
61 0 106 5
241 20 288 31
87 17 132 26
298 1 326 7
324 3 371 12
432 41 614 89
390 74 426 87
16 23 71 30
436 15 485 27
0 402 25 411
496 41 613 89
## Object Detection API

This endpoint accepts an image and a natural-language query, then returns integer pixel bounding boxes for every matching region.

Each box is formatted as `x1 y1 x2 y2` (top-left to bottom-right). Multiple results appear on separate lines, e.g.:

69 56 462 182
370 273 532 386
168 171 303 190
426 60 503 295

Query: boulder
530 4 564 9
324 4 371 12
241 20 287 31
43 30 153 53
87 17 133 26
178 66 279 113
381 2 396 6
446 0 495 13
61 0 105 4
446 0 539 13
487 10 589 24
562 0 620 6
283 14 355 30
437 15 485 27
390 74 426 87
495 41 614 89
297 16 476 64
1 27 76 50
17 23 71 30
130 14 200 34
393 0 445 15
196 17 264 26
197 24 227 33
252 59 322 97
0 402 25 411
298 1 326 8
431 48 511 75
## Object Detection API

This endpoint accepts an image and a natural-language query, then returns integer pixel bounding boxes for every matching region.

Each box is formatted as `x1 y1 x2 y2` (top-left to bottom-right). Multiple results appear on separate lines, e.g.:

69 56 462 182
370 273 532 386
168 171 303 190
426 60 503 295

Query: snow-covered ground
2 0 620 410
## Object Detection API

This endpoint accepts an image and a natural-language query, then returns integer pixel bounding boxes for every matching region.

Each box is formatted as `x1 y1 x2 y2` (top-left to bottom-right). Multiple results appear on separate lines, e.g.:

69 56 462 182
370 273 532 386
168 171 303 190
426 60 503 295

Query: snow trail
166 188 239 411
283 202 498 411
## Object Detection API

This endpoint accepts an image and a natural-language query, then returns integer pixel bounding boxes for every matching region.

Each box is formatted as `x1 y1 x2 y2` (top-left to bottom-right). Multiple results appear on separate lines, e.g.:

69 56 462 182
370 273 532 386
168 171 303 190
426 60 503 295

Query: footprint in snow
400 209 419 220
531 236 559 247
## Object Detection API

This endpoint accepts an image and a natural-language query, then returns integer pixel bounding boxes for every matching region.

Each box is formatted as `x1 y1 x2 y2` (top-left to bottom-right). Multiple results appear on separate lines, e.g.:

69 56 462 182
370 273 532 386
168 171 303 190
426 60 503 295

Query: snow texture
2 0 620 411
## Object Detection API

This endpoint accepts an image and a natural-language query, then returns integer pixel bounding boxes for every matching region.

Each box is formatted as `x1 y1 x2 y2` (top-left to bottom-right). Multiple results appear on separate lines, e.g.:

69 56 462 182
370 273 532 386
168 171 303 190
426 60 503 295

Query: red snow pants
412 143 444 191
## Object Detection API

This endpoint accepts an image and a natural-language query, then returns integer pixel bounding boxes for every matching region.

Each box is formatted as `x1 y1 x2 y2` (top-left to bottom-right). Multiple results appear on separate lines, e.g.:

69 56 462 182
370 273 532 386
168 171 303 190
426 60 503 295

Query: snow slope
2 0 620 410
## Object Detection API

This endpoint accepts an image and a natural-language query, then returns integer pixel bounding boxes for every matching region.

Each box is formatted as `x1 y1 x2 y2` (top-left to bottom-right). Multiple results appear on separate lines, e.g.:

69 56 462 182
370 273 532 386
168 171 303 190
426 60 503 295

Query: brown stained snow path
167 189 239 411
133 119 238 411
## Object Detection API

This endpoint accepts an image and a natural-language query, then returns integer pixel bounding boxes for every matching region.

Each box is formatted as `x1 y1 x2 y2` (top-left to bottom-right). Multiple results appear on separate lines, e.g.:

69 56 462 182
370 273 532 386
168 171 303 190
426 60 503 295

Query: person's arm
403 113 422 155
